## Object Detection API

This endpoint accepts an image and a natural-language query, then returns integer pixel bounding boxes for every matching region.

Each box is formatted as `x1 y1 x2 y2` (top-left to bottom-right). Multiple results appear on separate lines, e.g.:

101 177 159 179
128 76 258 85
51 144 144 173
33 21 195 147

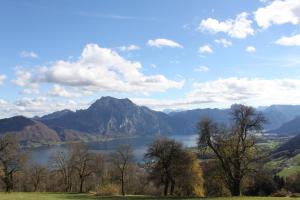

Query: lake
27 134 199 165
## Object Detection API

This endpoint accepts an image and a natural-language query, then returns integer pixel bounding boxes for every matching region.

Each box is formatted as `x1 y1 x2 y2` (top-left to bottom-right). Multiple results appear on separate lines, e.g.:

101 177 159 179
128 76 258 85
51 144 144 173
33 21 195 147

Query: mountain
169 108 230 135
262 105 300 130
273 134 300 155
2 97 300 147
0 116 61 146
38 96 174 136
271 116 300 135
38 109 74 120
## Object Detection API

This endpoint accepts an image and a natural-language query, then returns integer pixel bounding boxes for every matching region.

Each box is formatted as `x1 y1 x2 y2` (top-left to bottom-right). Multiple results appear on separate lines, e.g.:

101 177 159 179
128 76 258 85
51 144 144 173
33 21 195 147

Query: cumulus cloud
0 97 90 118
20 51 38 58
0 74 6 85
198 45 213 54
48 85 78 98
131 78 300 110
17 44 184 94
214 38 232 47
147 38 183 48
117 44 140 51
187 77 300 106
198 12 254 39
246 46 256 53
194 66 209 72
48 84 92 98
12 69 32 87
275 34 300 46
255 0 300 29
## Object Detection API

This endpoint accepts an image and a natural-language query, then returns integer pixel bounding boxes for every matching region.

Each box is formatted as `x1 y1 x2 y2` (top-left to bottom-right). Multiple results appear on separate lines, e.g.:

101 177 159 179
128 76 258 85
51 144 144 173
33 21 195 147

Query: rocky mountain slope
38 96 174 136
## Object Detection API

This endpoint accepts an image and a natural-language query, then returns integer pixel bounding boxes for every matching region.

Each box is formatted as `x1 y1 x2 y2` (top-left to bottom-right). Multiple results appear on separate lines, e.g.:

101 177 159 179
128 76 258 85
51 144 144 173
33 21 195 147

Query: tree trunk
170 180 175 195
4 175 13 193
79 177 84 193
121 172 125 196
230 180 241 196
164 180 169 196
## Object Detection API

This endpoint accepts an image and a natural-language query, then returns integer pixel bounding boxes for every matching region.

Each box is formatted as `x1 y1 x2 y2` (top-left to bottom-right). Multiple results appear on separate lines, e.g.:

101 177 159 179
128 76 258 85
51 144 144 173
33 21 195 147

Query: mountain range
1 96 300 146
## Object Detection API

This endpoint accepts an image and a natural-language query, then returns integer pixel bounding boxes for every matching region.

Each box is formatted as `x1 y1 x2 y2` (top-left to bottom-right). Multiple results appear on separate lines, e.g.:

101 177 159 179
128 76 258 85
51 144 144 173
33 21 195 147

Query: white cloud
198 12 254 39
48 84 88 98
20 88 39 95
246 46 256 53
20 51 38 58
187 77 300 107
19 43 184 94
214 38 232 47
49 85 74 97
0 99 7 106
0 74 6 85
0 97 89 118
275 34 300 46
194 66 209 72
147 38 183 48
133 77 300 110
198 45 213 54
12 69 37 87
255 0 300 29
117 44 140 51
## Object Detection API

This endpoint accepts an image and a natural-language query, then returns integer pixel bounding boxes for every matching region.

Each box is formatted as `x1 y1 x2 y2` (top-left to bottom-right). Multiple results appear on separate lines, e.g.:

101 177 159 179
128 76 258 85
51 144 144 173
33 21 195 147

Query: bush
95 184 120 196
286 173 300 193
272 188 291 197
291 193 300 197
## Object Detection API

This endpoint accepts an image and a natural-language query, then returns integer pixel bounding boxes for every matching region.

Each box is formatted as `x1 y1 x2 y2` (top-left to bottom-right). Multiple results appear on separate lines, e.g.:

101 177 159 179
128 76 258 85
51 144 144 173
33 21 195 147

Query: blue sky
1 0 300 118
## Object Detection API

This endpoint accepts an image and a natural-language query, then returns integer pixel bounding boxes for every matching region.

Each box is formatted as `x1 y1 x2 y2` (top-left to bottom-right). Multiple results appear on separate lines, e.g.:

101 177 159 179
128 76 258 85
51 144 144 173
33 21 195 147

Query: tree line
0 105 299 197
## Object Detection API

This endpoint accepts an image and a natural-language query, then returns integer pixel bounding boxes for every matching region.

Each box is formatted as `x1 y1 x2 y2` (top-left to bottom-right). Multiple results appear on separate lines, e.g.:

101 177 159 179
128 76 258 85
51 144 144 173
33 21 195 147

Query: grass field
0 193 300 200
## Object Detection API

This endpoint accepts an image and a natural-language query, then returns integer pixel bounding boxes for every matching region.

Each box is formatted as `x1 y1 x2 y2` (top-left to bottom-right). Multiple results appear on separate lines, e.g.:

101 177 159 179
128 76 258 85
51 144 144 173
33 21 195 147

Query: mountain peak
88 96 135 110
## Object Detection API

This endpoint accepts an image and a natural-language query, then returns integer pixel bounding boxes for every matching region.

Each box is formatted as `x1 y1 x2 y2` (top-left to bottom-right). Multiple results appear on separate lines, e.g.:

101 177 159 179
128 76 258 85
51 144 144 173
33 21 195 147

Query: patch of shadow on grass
86 196 200 200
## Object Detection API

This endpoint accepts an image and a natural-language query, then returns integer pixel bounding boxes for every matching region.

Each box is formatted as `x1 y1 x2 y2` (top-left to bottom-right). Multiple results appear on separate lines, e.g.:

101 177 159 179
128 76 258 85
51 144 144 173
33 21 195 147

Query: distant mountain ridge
271 116 300 135
38 96 174 136
1 97 300 146
0 116 61 146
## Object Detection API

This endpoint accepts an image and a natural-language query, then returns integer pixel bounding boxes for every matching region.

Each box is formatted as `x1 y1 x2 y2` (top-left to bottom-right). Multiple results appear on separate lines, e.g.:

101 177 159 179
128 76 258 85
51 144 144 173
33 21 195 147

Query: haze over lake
28 134 198 165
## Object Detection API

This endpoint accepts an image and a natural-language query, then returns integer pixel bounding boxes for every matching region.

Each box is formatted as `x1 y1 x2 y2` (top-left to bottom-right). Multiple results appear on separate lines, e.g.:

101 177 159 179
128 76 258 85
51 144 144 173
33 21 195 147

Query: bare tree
50 150 73 192
69 143 94 193
198 105 265 196
0 135 26 192
29 164 47 192
110 144 134 196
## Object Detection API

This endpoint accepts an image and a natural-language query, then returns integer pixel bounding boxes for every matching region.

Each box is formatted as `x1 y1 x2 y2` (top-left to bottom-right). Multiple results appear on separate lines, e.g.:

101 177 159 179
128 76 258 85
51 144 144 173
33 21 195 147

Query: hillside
266 134 300 177
272 116 300 135
262 105 300 130
273 134 300 155
169 108 230 135
0 116 61 146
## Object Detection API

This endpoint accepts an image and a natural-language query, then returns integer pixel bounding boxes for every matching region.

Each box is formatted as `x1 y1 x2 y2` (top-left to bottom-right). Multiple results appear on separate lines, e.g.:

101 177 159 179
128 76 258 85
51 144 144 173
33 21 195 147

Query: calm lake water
28 134 198 165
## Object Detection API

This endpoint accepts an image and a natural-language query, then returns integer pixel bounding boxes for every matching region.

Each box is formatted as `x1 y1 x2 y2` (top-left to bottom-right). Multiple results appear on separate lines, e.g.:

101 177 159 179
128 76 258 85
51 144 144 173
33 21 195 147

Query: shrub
272 188 291 197
95 184 120 196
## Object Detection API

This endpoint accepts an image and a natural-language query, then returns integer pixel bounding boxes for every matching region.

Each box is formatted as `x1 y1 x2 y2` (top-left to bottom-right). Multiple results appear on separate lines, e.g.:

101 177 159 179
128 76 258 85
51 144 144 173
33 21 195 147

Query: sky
1 0 300 118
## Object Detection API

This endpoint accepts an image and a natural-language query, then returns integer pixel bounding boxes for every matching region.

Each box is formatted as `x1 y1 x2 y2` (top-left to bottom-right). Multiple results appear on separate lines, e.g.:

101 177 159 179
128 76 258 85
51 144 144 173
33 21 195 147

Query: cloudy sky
1 0 300 118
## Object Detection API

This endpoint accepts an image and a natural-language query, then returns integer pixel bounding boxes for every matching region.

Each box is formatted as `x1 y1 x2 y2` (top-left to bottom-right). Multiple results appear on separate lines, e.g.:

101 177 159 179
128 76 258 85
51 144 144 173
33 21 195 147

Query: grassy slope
265 153 300 177
0 193 300 200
